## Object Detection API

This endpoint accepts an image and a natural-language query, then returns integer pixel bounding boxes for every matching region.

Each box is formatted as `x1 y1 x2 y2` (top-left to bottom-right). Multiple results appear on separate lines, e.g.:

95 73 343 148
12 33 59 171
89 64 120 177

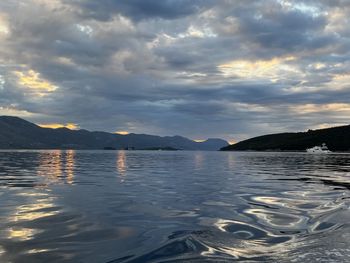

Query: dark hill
0 116 228 150
221 125 350 152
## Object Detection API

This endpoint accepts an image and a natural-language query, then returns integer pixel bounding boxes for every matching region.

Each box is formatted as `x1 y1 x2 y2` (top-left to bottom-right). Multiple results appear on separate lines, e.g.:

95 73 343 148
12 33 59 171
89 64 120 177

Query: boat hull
306 149 331 154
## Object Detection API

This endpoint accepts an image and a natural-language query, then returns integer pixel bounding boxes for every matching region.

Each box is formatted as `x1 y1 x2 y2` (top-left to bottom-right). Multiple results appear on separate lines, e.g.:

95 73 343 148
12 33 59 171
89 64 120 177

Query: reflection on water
10 195 57 221
0 151 350 262
117 151 127 181
37 150 62 183
6 190 57 245
8 227 38 241
66 150 75 184
37 150 75 185
194 151 204 170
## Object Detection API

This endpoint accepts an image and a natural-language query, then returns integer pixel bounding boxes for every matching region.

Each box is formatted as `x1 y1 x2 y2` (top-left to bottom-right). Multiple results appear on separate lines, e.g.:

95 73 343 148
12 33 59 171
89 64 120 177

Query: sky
0 0 350 143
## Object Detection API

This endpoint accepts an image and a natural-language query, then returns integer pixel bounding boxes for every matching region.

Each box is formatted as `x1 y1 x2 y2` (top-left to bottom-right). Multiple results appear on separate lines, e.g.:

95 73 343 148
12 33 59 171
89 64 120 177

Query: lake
0 150 350 262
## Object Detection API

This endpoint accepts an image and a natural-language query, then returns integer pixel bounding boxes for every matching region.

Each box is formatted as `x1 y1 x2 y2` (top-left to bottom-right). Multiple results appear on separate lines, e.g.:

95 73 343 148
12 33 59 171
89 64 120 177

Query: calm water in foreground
0 150 350 262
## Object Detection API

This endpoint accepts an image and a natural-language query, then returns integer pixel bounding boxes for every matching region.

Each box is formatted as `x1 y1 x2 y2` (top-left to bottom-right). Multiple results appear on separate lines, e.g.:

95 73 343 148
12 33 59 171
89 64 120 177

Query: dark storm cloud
236 5 329 51
211 1 338 59
1 0 350 141
66 0 215 21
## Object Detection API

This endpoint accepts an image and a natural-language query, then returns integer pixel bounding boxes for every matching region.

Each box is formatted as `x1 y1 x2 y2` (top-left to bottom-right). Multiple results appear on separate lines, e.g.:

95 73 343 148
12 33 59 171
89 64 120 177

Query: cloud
66 0 215 21
1 0 350 142
14 70 58 95
38 123 79 130
114 131 129 135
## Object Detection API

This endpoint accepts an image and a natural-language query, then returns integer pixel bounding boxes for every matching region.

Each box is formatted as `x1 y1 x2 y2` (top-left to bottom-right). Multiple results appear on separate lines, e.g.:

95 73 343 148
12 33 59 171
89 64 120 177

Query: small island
221 125 350 152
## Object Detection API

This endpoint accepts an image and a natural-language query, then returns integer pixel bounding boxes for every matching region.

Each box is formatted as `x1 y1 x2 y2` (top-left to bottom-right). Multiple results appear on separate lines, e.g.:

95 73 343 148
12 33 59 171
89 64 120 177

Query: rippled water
0 150 350 262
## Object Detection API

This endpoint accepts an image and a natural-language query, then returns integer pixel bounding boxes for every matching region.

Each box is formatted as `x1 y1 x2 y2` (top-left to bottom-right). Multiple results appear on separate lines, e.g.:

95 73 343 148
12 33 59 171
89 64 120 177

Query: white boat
306 143 331 153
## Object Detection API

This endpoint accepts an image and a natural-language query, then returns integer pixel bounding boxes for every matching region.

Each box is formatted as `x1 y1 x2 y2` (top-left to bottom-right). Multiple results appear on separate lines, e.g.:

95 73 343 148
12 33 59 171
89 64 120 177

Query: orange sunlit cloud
2 1 350 144
218 56 297 80
38 123 79 130
0 107 33 117
292 103 350 114
312 123 349 130
14 70 57 95
114 131 130 135
193 139 206 143
0 13 9 35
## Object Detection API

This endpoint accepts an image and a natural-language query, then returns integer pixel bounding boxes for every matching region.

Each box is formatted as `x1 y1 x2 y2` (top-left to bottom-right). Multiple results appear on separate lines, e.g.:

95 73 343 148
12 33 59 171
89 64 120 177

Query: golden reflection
37 150 75 185
117 151 127 180
51 150 62 179
27 249 51 254
6 151 66 243
10 196 57 221
8 227 39 241
37 150 62 183
65 150 75 185
7 192 57 241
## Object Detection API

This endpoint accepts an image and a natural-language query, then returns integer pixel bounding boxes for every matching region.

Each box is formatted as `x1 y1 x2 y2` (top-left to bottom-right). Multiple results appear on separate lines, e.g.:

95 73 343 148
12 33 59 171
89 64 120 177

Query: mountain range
0 116 228 150
221 125 350 151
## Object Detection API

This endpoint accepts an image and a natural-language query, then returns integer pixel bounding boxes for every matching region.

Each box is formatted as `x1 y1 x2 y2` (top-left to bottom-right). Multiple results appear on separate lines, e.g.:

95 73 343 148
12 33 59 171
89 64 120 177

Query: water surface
0 150 350 262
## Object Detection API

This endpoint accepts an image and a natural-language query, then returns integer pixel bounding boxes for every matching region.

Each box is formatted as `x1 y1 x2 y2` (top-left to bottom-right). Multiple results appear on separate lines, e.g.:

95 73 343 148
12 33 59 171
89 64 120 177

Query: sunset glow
218 56 297 80
14 70 57 95
1 2 350 262
194 139 206 143
38 123 79 130
115 131 130 135
0 0 349 142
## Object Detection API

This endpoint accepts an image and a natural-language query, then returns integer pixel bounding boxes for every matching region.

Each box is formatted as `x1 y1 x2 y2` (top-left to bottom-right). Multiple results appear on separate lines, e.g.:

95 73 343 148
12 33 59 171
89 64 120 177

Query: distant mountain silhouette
221 125 350 152
0 116 228 150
